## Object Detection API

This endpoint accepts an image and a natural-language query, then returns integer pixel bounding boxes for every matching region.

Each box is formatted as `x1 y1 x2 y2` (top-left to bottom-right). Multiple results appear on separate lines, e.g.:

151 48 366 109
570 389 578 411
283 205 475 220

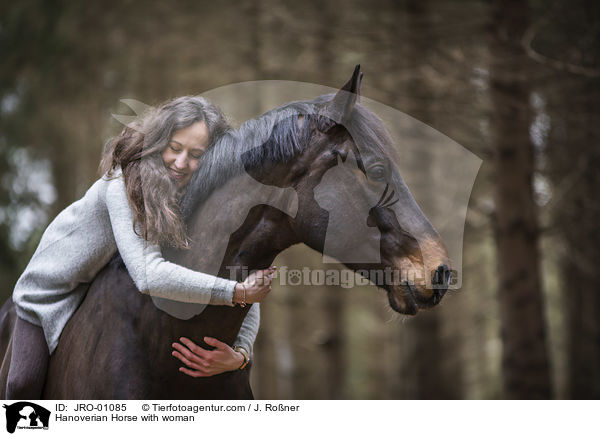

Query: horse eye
367 165 386 181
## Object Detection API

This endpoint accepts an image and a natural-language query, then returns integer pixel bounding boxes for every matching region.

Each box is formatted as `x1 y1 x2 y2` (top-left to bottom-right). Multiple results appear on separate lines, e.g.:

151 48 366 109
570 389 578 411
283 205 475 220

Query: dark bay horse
0 66 450 399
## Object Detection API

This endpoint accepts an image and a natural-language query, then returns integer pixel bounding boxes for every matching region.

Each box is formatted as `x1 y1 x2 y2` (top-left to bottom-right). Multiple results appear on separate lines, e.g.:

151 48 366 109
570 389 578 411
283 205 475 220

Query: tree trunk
548 76 600 399
390 0 458 399
489 0 552 399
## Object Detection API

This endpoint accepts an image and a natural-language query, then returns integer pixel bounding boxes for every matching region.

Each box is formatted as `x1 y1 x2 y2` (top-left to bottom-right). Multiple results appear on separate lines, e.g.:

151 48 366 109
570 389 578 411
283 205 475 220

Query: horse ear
318 65 363 132
337 64 363 99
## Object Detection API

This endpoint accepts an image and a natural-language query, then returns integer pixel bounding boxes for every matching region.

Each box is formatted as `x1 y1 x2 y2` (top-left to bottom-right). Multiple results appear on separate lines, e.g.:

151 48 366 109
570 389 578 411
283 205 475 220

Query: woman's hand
171 337 245 378
233 266 275 305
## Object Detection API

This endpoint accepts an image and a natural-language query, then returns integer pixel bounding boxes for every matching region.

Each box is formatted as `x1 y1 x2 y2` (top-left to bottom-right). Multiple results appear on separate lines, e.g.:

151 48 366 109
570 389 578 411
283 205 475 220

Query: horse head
181 66 451 316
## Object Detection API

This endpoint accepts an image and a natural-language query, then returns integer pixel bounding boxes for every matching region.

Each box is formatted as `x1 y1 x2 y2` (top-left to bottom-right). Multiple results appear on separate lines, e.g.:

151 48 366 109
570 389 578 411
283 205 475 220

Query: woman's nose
174 153 188 169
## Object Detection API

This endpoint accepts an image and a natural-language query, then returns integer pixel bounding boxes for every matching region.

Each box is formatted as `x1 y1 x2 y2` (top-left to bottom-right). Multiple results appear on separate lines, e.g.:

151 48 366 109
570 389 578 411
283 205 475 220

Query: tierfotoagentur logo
2 402 50 433
226 265 459 289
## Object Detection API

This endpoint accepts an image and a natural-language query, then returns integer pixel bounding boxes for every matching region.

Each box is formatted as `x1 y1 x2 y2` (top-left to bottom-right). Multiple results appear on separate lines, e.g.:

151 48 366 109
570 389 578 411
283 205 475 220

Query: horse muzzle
386 263 452 315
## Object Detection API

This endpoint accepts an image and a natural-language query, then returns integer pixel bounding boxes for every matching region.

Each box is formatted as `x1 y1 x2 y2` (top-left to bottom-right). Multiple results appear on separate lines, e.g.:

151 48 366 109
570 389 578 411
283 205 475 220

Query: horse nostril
431 264 450 303
443 265 452 287
436 264 451 287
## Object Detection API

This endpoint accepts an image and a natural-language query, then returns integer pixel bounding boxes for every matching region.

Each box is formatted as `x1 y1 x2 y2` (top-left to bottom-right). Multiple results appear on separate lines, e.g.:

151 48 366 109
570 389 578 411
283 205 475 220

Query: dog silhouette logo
314 151 385 264
3 402 50 433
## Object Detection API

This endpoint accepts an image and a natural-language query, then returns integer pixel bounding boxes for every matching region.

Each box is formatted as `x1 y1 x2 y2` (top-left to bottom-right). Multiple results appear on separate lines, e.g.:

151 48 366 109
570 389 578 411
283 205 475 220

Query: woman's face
162 121 209 188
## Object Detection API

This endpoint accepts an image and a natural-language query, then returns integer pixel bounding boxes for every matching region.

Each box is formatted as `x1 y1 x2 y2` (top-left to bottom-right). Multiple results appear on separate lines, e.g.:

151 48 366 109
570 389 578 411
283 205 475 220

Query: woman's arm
105 176 238 305
232 302 260 356
172 303 260 377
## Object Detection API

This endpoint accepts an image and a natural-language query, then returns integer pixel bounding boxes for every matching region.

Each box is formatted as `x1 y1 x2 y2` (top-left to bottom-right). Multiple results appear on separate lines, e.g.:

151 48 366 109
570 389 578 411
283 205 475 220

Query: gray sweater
13 171 259 355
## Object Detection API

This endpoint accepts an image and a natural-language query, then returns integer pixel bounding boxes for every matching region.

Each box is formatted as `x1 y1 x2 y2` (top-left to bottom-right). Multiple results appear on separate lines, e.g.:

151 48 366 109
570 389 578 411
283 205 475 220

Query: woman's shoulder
101 166 123 183
100 167 125 193
101 168 132 213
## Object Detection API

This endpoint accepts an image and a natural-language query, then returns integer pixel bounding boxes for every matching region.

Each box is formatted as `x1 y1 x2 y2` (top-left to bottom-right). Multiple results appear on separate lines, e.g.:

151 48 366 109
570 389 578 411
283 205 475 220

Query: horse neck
213 152 320 279
179 155 302 281
183 115 330 278
216 204 299 280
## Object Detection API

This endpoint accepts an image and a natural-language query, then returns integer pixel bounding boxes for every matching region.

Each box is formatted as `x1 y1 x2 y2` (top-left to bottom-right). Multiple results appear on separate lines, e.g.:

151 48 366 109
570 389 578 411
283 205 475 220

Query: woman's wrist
233 283 247 307
233 283 241 303
233 349 244 369
233 346 250 370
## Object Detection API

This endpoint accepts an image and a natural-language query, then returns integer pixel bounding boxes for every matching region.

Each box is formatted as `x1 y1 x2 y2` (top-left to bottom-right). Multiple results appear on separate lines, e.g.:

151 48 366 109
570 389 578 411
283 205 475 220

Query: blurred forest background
1 0 598 399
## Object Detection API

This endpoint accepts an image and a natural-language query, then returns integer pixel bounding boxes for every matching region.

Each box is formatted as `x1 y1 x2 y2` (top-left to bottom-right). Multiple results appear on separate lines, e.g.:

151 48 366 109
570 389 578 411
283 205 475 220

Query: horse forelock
180 95 397 220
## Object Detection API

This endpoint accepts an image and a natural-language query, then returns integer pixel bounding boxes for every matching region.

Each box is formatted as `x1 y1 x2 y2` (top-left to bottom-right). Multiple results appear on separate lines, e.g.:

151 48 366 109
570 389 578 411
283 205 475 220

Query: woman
7 96 271 399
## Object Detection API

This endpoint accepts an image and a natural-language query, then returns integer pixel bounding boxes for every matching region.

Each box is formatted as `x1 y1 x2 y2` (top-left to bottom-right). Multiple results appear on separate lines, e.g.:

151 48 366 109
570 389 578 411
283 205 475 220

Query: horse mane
180 94 397 220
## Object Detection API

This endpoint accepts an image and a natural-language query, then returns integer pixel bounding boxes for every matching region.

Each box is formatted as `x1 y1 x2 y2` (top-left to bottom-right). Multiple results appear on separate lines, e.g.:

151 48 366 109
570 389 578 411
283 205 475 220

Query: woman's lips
169 168 189 186
169 168 187 180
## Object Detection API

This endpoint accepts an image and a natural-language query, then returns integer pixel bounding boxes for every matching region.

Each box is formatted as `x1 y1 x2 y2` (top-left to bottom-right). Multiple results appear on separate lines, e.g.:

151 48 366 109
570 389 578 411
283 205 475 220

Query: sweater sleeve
105 176 237 306
232 303 260 356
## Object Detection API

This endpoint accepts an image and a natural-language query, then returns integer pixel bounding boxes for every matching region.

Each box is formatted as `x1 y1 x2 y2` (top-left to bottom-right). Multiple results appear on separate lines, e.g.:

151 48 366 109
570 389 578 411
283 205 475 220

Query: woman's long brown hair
99 96 230 248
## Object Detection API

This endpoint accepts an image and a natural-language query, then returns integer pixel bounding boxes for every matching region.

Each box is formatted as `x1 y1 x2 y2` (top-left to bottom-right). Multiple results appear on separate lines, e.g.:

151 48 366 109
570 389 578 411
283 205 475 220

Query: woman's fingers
172 344 207 367
172 341 209 365
173 337 247 377
179 337 210 359
204 336 228 350
171 350 205 370
257 272 273 287
171 334 248 378
249 268 276 285
239 267 277 303
179 366 212 378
